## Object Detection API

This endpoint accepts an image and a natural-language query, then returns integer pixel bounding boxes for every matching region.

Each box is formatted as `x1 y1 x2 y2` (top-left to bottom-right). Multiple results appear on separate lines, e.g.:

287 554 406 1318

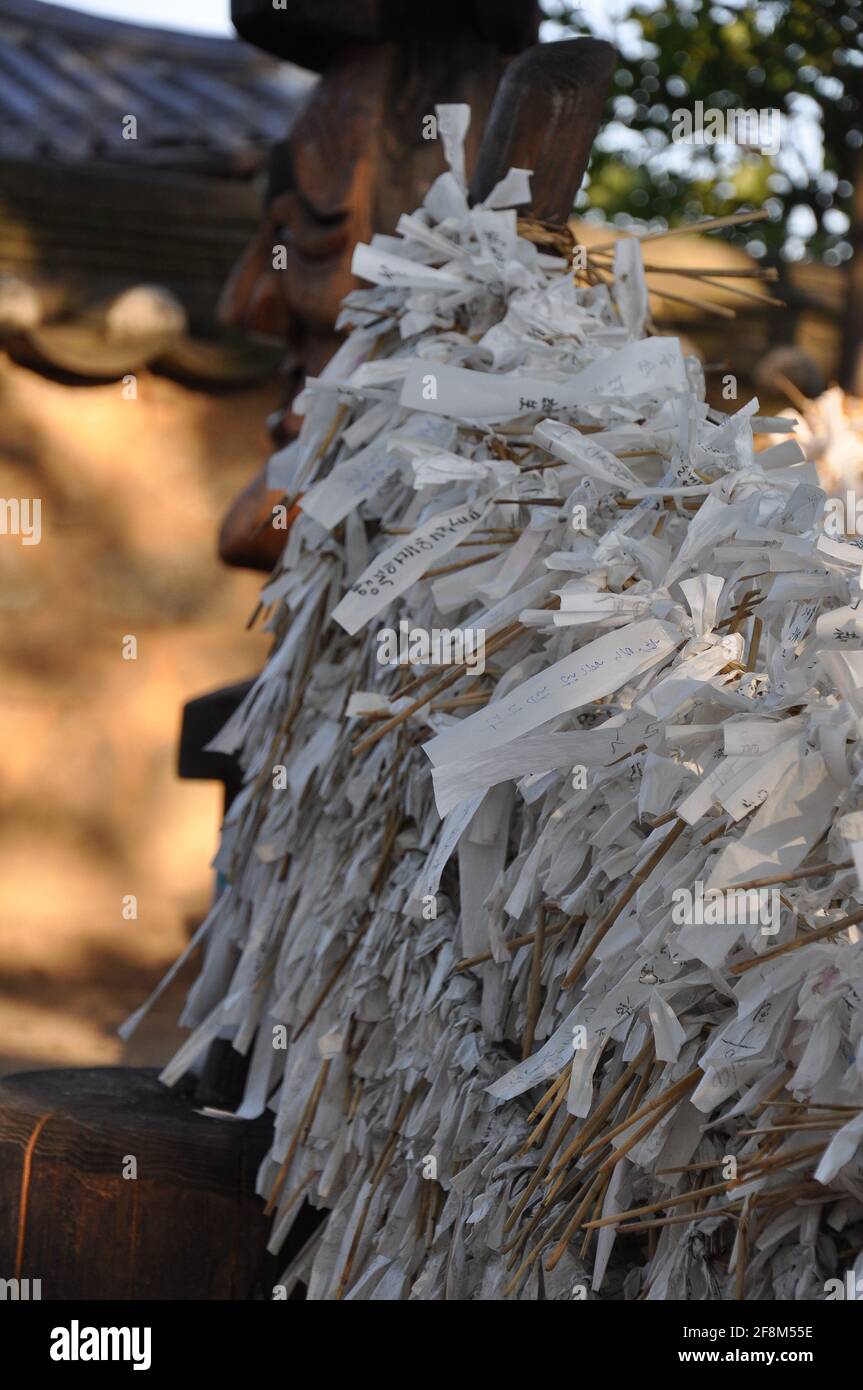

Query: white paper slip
723 717 804 757
675 753 752 827
479 521 552 601
432 555 501 613
351 242 467 291
423 618 678 767
838 810 863 893
839 810 863 841
817 535 863 568
534 420 641 488
757 439 805 469
332 497 491 635
486 1008 581 1101
481 167 532 209
750 415 798 433
287 720 342 798
431 714 659 817
680 574 724 636
435 102 470 188
636 640 740 720
266 440 300 491
467 571 558 635
471 207 518 275
553 591 652 627
341 400 395 451
716 733 807 823
614 235 649 339
407 790 485 906
706 753 838 892
399 337 689 422
300 442 401 529
815 1111 863 1186
815 602 863 644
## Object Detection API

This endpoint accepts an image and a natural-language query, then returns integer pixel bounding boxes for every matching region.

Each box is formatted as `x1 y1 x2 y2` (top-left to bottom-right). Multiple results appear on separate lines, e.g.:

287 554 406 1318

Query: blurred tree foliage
540 0 862 264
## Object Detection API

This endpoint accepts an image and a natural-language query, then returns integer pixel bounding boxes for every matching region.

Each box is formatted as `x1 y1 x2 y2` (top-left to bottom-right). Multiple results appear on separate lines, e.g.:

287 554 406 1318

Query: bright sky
44 0 234 35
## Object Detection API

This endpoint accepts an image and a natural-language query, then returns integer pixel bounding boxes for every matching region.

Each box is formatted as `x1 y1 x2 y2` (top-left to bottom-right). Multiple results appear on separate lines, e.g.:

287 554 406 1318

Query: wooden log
0 1067 297 1300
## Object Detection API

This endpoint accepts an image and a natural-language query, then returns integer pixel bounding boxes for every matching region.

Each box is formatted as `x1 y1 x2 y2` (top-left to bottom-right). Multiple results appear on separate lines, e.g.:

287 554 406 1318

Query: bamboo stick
523 1072 572 1153
774 373 812 415
334 1085 419 1299
545 1058 658 1267
729 905 863 976
591 253 784 306
579 1175 610 1259
422 549 501 579
502 1194 578 1295
351 602 558 757
544 1037 656 1188
543 1170 607 1271
586 207 770 255
503 1112 576 1239
523 904 548 1059
562 819 688 988
582 1177 740 1231
737 1121 844 1135
718 860 852 892
746 617 763 671
455 915 584 972
527 1063 573 1126
581 1067 702 1159
265 1059 331 1215
615 1202 741 1236
590 260 737 319
638 265 778 280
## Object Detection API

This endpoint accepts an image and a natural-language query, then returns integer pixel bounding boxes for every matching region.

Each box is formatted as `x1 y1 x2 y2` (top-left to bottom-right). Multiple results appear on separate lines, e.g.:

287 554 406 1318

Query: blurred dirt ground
0 352 274 1075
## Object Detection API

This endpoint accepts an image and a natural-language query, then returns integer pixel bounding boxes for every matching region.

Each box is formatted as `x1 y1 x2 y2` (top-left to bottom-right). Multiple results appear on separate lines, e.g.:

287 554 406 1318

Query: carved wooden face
218 41 504 365
217 35 514 459
216 52 383 441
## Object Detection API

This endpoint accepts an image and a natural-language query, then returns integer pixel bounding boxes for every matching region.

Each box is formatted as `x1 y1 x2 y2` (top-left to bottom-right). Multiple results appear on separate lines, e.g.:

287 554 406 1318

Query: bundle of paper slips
129 106 863 1301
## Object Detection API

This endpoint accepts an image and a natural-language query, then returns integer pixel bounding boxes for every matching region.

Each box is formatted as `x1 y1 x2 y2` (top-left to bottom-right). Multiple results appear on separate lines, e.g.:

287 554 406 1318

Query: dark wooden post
178 678 254 813
470 38 617 221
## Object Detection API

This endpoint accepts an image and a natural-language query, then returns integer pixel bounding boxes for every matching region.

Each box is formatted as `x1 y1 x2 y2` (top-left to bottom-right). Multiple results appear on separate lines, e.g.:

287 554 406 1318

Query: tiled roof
0 0 312 174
